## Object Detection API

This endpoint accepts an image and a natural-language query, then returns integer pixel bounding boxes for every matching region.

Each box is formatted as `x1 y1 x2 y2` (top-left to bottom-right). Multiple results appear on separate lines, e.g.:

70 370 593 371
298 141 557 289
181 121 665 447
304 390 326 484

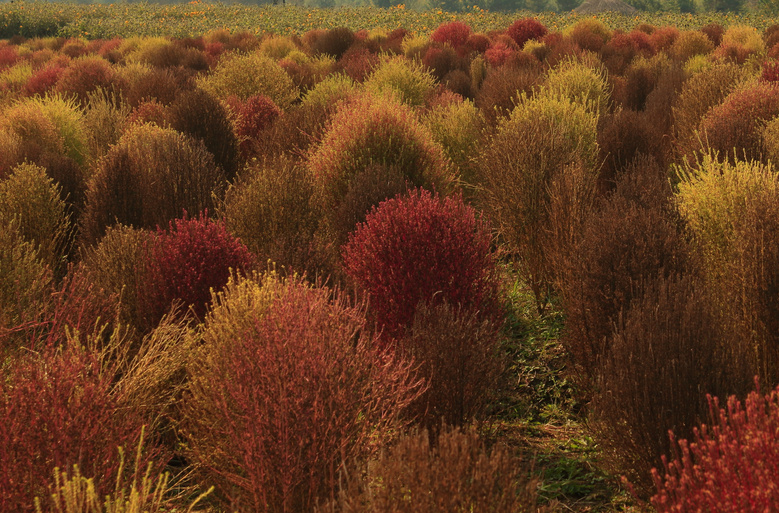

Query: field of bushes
3 4 779 512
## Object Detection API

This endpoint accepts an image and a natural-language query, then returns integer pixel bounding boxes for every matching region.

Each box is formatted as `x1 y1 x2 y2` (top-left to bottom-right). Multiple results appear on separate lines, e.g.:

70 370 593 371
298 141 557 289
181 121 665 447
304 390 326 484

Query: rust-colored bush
320 426 542 513
559 163 689 381
592 273 730 495
183 274 422 512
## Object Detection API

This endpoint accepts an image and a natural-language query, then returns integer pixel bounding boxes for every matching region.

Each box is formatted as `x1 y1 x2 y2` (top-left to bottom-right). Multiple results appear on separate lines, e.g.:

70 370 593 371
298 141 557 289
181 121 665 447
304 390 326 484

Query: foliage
196 50 298 108
477 92 599 313
0 341 161 513
168 87 240 181
401 301 505 429
80 123 226 246
342 188 501 341
308 92 454 239
507 17 548 48
429 20 472 49
182 273 422 512
0 220 53 353
560 163 689 381
138 214 255 331
696 81 779 163
540 55 611 115
0 161 70 276
319 426 542 513
651 383 779 512
592 274 727 494
364 54 438 107
676 155 779 388
422 96 485 188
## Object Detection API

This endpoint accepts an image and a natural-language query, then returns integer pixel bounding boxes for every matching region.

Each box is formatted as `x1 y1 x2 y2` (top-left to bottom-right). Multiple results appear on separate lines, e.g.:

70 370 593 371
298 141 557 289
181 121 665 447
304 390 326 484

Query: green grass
491 267 640 512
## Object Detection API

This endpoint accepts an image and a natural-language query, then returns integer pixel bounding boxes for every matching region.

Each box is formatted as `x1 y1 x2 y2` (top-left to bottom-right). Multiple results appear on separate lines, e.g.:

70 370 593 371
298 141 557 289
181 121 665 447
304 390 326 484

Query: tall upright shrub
477 93 599 313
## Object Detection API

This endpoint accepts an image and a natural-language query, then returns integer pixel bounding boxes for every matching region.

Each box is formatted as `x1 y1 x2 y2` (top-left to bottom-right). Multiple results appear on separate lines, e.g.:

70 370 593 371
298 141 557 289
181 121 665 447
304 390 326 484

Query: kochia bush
651 383 779 511
342 188 501 341
183 274 421 512
138 214 255 330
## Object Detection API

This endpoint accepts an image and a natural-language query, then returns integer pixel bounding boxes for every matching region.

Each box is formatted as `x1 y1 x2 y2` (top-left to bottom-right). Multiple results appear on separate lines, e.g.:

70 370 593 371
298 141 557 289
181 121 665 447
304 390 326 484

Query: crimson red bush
139 214 254 330
651 382 779 512
506 18 548 49
430 21 472 50
342 188 501 341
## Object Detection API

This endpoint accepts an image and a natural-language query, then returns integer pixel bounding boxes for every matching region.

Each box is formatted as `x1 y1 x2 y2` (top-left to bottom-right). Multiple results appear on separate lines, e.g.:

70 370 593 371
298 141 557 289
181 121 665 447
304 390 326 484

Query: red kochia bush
506 18 548 49
0 345 158 513
139 214 254 329
651 382 779 512
342 189 500 341
184 276 422 512
430 21 472 50
232 94 282 159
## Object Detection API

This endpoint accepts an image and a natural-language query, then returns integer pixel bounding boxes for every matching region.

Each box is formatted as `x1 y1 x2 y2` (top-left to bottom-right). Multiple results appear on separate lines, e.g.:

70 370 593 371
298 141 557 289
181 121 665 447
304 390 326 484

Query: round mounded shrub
697 81 779 163
221 158 318 274
0 162 70 275
0 221 53 351
80 123 226 245
138 214 254 330
506 18 548 49
364 55 438 108
430 21 472 50
196 50 299 108
54 55 122 106
342 188 501 341
182 273 421 512
541 56 611 115
168 87 240 180
308 93 454 233
310 26 355 60
231 94 282 158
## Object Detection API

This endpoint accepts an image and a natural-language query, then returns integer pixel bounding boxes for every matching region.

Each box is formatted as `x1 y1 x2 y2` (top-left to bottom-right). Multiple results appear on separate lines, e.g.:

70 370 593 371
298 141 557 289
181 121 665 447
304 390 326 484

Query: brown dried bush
319 425 542 513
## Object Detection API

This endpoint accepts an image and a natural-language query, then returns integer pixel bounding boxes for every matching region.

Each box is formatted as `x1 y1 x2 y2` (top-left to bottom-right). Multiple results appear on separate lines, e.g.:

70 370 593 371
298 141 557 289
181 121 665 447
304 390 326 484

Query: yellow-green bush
301 72 357 109
675 154 779 387
0 221 53 350
422 97 485 189
540 55 610 116
196 50 299 109
0 162 70 275
259 34 300 60
669 30 715 62
221 158 318 275
364 55 437 108
308 92 454 239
